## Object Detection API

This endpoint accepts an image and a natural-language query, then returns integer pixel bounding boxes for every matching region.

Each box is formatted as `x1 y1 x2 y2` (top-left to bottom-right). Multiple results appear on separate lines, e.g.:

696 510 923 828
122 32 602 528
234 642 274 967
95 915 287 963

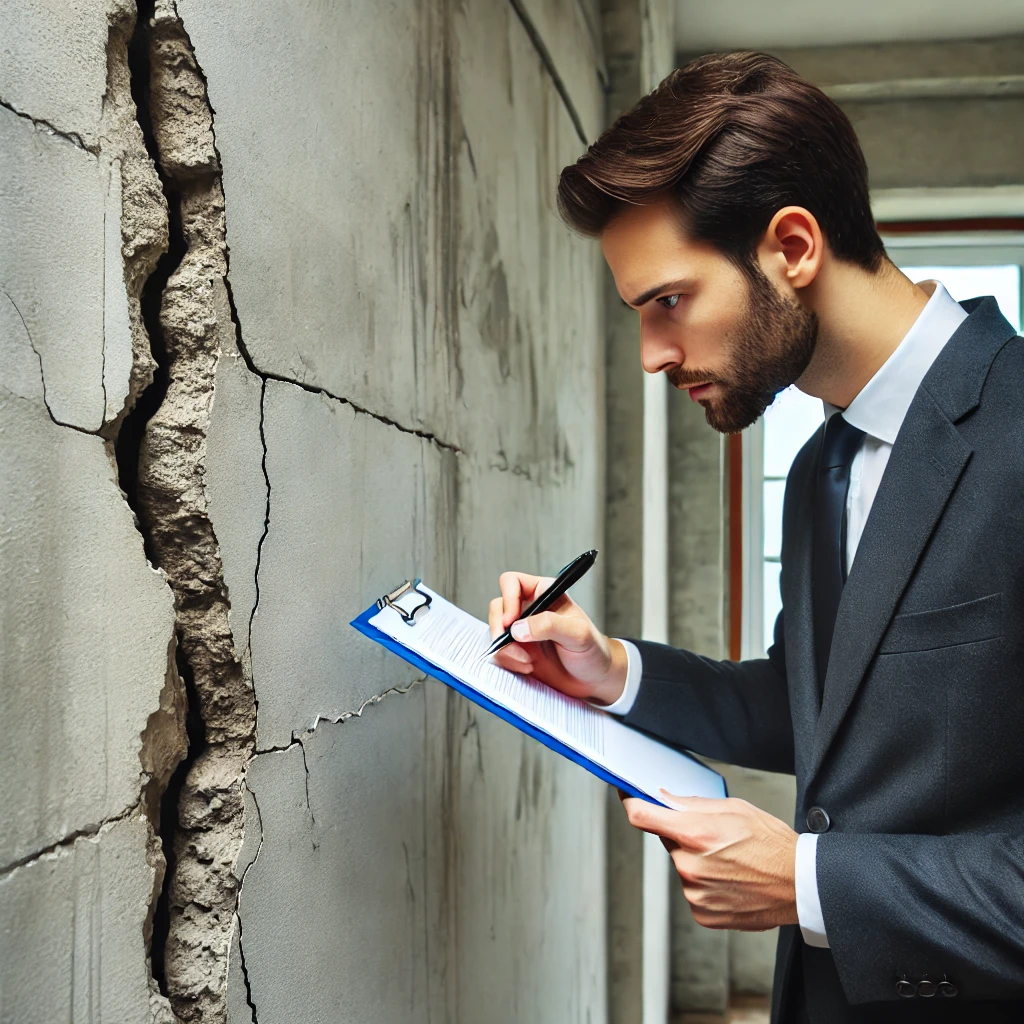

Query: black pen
479 549 599 662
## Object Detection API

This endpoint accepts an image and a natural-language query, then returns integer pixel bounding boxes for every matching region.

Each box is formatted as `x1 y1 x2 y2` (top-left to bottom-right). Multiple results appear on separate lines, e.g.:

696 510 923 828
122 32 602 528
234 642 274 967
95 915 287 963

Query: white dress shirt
602 280 968 949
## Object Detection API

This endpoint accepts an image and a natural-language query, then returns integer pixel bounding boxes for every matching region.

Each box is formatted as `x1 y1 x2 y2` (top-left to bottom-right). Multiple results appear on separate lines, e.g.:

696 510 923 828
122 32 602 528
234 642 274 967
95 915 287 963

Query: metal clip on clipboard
374 578 432 625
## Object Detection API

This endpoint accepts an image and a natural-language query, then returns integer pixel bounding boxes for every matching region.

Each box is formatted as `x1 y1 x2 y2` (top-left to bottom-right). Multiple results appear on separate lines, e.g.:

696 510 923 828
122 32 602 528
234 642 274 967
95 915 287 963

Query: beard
667 262 818 434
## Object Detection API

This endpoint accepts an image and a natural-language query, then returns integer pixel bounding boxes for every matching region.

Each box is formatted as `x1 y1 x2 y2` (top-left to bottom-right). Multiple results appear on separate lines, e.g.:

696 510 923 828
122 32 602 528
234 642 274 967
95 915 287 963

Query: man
489 51 1024 1022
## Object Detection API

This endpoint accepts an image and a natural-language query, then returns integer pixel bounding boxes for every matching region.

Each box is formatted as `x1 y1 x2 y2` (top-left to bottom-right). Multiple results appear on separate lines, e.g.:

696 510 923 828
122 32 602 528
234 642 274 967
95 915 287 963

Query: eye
657 294 681 309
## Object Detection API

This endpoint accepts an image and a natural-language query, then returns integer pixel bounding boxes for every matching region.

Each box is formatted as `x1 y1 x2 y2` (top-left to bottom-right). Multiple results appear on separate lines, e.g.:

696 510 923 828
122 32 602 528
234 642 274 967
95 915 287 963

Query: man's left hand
621 793 799 931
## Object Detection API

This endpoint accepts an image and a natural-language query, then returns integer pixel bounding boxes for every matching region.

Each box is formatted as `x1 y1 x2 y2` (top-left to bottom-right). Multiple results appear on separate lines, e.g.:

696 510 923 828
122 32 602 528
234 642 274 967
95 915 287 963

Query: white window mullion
740 422 765 660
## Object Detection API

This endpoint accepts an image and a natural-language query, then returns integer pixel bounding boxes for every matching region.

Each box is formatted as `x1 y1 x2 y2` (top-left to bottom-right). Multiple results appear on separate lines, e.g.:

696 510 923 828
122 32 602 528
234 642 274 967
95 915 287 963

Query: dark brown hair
557 51 885 272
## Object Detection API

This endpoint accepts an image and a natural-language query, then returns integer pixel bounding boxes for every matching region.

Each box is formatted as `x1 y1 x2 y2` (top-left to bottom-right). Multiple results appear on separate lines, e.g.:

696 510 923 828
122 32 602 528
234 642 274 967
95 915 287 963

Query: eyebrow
626 278 691 308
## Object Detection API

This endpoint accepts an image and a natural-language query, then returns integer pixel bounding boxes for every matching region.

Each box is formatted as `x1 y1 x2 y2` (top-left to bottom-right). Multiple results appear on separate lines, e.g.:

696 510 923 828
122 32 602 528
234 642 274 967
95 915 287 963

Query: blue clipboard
351 584 725 806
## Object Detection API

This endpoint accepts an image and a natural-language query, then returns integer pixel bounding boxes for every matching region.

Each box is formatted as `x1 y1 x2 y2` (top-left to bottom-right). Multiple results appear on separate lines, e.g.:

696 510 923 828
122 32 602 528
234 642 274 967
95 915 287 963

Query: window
749 233 1024 656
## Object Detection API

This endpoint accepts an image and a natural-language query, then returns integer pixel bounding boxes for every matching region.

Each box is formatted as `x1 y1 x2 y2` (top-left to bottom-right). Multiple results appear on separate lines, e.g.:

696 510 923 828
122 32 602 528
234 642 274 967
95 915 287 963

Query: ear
759 206 823 290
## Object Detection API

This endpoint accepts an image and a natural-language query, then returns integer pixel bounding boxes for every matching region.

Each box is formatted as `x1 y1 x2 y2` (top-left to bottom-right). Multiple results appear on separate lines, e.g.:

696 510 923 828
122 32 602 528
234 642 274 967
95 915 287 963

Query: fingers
621 797 723 850
621 797 686 839
498 572 554 629
508 608 592 652
658 792 746 814
488 596 503 638
487 596 533 674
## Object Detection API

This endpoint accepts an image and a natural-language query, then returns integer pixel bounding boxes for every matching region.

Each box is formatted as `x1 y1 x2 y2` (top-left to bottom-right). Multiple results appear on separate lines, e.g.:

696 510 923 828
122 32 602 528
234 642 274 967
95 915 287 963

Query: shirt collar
822 280 968 444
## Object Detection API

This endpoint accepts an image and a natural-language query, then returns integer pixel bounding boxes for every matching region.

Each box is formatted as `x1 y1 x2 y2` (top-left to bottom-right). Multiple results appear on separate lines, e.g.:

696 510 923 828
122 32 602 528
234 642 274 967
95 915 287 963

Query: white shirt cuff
596 639 643 715
795 832 829 948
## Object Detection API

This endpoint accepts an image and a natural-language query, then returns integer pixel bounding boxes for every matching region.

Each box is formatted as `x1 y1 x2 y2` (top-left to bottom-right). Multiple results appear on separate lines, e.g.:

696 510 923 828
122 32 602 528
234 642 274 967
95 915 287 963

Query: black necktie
813 413 865 693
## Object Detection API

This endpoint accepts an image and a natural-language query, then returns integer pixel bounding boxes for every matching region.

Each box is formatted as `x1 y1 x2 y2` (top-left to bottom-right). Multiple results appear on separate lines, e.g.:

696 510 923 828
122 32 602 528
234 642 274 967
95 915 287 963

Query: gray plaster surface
192 0 609 1014
0 107 133 431
6 0 614 1018
235 693 435 1024
204 334 266 669
246 380 456 749
452 457 605 1024
450 712 606 1024
177 0 459 441
0 816 161 1024
515 0 606 139
178 0 602 458
0 0 124 148
0 8 179 1019
666 394 730 1014
449 0 603 482
0 330 175 869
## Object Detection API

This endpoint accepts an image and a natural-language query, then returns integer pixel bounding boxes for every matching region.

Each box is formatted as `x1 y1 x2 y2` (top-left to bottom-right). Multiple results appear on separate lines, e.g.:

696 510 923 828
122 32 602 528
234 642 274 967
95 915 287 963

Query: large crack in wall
7 0 609 1019
125 1 259 1019
126 2 448 1019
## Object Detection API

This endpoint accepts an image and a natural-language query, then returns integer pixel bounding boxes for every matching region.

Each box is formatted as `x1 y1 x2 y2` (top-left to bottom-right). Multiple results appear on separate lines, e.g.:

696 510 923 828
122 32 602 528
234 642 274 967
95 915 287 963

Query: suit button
806 806 831 833
938 981 958 998
917 979 937 998
896 979 916 998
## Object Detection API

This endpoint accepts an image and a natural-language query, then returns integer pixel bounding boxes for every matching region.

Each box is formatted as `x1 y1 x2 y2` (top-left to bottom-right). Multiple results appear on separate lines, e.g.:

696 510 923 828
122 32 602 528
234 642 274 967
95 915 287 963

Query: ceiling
675 0 1024 52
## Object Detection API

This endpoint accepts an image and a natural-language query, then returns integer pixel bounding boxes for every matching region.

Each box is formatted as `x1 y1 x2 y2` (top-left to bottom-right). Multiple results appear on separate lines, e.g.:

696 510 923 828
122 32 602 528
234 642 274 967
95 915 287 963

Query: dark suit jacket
623 298 1024 1022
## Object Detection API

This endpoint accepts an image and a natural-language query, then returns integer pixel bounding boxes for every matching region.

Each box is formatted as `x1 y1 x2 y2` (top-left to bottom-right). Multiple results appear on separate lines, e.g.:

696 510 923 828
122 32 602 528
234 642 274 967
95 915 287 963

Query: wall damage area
0 1 182 1021
2 1 608 1021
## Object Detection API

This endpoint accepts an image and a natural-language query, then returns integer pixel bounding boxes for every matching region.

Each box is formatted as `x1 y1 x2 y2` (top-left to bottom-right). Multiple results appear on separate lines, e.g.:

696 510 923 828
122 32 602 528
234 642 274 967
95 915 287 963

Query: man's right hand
487 570 629 706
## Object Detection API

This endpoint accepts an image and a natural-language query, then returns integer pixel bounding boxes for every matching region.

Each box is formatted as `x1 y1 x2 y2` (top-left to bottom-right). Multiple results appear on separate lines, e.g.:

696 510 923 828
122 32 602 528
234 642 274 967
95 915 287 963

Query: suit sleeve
818 832 1024 1002
619 609 794 774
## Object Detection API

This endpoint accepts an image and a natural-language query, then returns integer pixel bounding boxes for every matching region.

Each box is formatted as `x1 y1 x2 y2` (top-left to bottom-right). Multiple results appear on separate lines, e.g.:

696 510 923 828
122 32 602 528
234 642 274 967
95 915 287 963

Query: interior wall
600 3 678 1022
665 398 731 1015
771 35 1024 194
0 1 609 1022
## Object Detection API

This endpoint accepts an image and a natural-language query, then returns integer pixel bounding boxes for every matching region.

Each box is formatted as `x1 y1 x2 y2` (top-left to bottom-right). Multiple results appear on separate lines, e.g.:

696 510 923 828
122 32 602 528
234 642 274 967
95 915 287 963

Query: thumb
510 610 591 651
659 791 732 812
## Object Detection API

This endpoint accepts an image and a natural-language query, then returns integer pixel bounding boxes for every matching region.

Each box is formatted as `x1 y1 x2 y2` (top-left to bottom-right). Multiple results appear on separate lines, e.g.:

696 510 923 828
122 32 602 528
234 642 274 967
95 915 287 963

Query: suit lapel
808 388 971 780
785 296 1015 785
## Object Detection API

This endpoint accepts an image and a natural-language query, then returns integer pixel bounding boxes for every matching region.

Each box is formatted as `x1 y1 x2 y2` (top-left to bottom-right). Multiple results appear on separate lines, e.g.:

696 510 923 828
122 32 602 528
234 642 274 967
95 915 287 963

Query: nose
640 317 684 375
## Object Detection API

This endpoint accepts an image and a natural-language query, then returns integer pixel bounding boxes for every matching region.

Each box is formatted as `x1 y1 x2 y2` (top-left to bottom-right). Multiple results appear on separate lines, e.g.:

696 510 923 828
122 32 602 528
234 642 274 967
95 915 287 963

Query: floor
674 994 772 1024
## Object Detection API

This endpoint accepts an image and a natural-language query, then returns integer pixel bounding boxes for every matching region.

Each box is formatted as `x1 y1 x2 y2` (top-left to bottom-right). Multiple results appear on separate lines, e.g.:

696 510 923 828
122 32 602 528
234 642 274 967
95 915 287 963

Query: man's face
601 196 818 433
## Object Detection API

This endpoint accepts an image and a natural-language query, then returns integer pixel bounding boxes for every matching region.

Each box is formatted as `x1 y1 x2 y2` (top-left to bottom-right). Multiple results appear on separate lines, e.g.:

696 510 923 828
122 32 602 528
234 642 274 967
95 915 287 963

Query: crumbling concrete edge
101 0 170 442
58 3 190 1023
129 3 447 1019
128 2 257 1018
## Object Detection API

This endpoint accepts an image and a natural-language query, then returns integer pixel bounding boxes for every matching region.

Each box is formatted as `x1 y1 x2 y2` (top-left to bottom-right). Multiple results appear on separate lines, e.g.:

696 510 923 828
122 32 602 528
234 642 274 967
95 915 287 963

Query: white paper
368 585 725 803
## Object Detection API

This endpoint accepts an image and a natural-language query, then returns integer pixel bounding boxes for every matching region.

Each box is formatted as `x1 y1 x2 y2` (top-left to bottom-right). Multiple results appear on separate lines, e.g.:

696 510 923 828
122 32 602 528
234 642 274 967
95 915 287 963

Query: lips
687 383 713 401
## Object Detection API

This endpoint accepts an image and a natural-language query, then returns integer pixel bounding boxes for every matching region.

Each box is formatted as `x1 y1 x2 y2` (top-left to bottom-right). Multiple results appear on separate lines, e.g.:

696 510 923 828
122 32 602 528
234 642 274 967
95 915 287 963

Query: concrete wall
1 1 610 1022
1 3 180 1022
600 3 678 1023
681 35 1024 203
775 36 1024 194
665 398 731 1015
